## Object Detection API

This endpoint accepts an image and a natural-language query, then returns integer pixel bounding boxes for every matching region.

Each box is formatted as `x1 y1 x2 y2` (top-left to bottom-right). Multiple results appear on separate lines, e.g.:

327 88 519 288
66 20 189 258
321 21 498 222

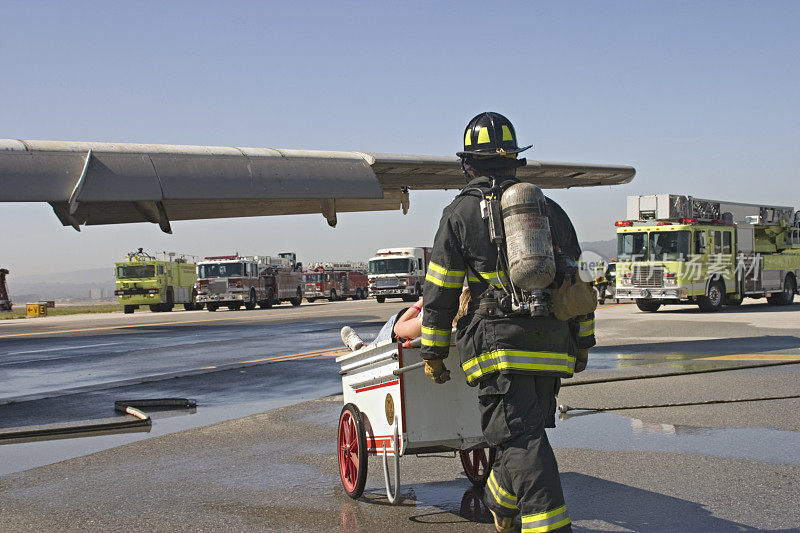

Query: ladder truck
615 194 800 312
302 262 368 302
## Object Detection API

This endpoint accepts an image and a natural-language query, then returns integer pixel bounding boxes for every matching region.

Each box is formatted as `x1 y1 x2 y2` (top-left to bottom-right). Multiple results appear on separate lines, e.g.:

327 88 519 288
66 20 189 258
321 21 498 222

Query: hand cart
336 340 495 503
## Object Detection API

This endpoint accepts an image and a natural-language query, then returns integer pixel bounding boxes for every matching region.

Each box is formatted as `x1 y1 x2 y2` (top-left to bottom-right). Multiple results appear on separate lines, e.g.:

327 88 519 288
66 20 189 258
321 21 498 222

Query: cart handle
392 361 425 376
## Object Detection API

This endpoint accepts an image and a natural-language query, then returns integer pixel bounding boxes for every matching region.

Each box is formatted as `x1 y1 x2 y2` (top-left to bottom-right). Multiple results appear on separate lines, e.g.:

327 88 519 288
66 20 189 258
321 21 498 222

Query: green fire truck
615 194 800 312
115 248 200 314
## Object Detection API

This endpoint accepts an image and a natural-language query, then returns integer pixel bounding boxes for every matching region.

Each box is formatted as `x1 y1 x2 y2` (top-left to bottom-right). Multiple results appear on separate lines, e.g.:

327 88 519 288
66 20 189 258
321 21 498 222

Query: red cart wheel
338 403 368 499
460 447 496 485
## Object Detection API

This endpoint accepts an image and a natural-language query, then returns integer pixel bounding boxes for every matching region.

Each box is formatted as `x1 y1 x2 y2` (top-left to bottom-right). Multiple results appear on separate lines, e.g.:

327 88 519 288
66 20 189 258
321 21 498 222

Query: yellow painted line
597 303 625 311
200 366 217 369
240 347 335 364
0 304 379 339
699 354 800 361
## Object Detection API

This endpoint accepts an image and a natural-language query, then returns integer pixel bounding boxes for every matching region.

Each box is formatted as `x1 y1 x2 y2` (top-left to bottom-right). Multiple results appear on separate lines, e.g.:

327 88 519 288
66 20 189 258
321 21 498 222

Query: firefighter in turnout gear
421 112 595 533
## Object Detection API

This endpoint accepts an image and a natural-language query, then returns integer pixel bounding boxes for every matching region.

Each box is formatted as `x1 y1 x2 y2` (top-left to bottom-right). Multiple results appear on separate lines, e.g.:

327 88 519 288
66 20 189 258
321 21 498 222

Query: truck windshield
304 273 323 283
117 265 155 278
369 259 413 275
198 262 244 278
649 231 690 261
617 233 648 261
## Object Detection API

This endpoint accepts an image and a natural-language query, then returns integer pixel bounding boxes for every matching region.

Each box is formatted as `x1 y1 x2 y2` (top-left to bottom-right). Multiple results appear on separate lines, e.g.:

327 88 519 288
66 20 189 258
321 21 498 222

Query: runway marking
200 347 347 371
0 304 379 339
5 342 121 356
597 303 625 311
699 354 800 361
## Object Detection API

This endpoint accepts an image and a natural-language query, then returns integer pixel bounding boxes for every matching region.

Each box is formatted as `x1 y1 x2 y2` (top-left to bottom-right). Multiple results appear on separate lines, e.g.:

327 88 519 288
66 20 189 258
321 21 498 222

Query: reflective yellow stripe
489 471 516 502
426 272 463 289
421 325 451 347
464 129 472 146
522 504 570 532
467 270 508 289
428 262 465 277
487 471 517 510
522 518 571 533
426 262 465 289
501 124 513 141
578 318 595 337
477 126 490 144
422 326 450 336
462 349 575 383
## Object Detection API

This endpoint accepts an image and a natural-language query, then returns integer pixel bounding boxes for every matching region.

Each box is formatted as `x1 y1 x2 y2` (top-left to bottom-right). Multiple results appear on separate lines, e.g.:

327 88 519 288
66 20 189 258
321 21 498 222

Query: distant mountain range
6 241 617 302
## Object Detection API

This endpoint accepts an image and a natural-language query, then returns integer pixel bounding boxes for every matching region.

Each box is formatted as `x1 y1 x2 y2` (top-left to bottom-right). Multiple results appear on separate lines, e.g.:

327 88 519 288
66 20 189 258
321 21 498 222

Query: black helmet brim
456 144 532 158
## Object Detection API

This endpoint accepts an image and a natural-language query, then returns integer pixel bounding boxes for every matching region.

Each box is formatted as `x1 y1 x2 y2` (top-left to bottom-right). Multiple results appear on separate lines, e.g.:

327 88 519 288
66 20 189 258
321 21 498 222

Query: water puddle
552 411 800 465
0 385 340 476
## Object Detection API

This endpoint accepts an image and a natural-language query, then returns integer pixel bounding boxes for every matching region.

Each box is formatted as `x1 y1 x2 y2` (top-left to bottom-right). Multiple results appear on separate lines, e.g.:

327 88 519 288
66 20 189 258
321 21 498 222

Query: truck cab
368 247 431 303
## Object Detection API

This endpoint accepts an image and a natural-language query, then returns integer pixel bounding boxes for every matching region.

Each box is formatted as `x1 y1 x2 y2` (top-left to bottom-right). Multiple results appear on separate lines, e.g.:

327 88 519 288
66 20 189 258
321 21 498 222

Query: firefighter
421 112 595 533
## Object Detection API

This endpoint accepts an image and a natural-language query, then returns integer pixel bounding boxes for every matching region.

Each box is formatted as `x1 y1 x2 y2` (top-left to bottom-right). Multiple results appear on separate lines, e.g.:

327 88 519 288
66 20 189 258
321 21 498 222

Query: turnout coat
421 175 595 385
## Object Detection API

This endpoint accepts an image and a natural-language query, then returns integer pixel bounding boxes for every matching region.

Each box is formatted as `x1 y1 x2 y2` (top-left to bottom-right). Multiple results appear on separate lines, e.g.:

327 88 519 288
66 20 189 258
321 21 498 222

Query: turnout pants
480 373 572 533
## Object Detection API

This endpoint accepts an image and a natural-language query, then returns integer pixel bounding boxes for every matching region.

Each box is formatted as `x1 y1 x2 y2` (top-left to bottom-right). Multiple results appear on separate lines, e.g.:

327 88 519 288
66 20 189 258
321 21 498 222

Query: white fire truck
303 262 369 302
616 194 800 312
196 252 304 311
368 247 432 303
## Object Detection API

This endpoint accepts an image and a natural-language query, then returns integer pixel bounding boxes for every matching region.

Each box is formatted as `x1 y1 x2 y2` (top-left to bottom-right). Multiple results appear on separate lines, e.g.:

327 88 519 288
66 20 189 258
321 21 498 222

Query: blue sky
1 1 798 275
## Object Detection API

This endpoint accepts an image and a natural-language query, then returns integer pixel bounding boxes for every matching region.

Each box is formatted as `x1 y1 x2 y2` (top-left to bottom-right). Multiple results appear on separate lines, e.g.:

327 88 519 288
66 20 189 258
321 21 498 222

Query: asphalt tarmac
1 298 799 532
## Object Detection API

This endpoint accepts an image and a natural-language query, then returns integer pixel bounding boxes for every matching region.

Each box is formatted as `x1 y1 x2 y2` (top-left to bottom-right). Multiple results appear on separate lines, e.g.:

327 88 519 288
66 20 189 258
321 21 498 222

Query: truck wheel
376 296 385 303
698 280 724 312
227 302 242 311
163 288 174 312
123 305 135 314
329 289 337 302
207 303 218 312
245 289 257 310
307 298 316 303
184 289 197 311
261 289 274 309
636 299 661 312
290 288 302 306
149 304 161 312
769 275 796 306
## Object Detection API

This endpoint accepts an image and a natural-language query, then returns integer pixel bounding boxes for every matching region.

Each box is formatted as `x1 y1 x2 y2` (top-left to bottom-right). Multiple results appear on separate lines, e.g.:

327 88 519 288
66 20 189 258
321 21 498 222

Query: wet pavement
0 299 799 531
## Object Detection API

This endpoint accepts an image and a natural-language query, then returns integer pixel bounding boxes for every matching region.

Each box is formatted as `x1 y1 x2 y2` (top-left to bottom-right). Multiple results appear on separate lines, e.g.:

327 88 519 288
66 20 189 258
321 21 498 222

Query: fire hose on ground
0 398 196 444
558 359 800 414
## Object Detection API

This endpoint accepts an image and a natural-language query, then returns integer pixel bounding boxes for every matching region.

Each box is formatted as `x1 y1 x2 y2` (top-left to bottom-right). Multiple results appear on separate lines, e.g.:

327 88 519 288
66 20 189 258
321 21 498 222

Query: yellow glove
574 348 589 373
424 360 451 384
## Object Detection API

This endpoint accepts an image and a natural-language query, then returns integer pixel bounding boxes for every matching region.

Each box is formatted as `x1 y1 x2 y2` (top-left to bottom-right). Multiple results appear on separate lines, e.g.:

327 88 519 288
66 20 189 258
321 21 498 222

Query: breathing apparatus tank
501 182 556 290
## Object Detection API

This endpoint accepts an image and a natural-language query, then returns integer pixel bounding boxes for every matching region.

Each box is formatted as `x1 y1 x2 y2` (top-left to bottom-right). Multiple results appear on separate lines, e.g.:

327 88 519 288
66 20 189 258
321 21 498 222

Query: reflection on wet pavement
553 411 800 465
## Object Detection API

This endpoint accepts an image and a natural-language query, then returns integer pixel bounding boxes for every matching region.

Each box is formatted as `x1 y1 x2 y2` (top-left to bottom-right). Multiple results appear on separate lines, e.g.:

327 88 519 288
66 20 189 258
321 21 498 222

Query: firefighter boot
489 508 514 533
340 326 365 351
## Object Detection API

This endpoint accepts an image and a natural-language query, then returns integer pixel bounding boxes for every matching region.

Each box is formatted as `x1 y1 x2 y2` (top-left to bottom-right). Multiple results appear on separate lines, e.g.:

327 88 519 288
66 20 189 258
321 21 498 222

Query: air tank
501 182 556 291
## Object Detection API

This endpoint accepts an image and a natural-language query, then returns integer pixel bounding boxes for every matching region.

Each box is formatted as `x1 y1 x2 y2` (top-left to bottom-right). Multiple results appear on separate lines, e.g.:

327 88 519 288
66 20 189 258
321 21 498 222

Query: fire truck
368 247 432 303
115 248 200 314
303 262 368 302
0 268 11 312
196 252 304 311
615 194 800 312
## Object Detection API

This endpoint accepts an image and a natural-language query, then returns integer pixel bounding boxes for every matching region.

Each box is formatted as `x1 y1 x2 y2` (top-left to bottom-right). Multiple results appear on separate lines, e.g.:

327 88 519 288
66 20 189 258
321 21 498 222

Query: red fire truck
302 262 369 302
197 252 304 311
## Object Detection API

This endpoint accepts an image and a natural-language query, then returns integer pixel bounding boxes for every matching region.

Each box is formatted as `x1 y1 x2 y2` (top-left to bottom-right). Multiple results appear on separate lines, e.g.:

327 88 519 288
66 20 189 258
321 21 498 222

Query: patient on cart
340 289 471 351
340 297 424 351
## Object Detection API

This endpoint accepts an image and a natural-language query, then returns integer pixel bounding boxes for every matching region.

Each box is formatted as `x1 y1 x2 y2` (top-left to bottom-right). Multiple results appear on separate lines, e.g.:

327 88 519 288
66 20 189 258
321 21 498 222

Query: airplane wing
0 139 635 232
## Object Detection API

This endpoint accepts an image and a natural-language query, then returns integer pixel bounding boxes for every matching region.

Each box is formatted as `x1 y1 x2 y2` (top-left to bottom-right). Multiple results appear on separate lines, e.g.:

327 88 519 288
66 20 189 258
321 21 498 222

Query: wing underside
0 139 635 231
